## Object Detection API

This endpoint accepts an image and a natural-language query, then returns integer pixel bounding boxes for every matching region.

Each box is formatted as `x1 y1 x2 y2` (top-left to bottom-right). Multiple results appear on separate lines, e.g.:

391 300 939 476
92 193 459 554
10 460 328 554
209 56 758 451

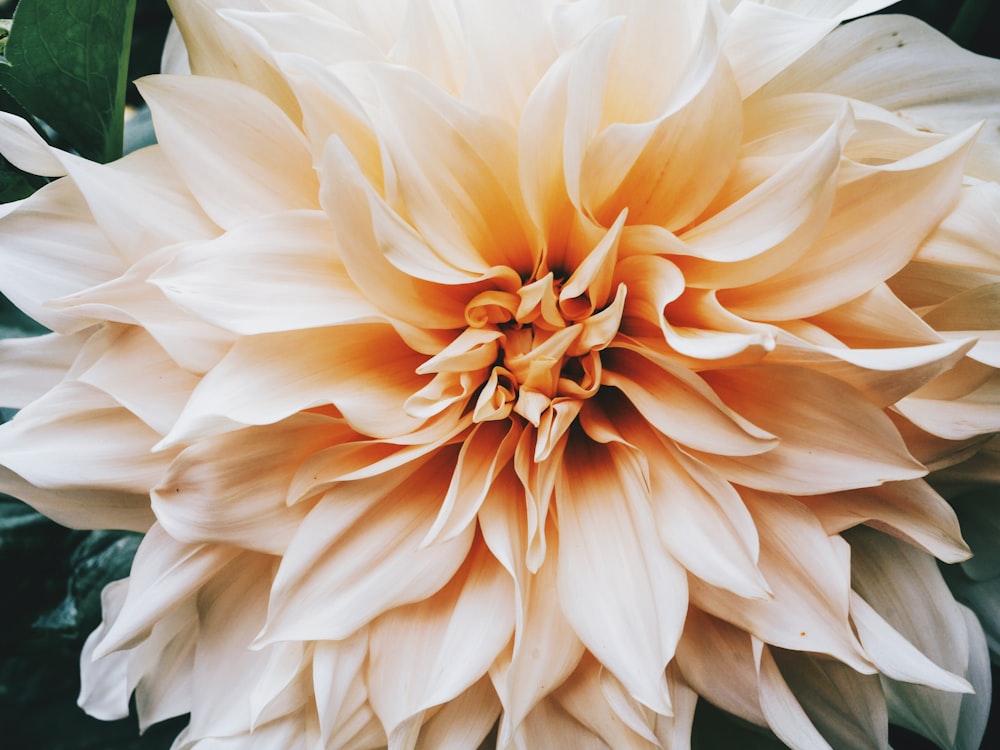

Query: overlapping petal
1 1 999 748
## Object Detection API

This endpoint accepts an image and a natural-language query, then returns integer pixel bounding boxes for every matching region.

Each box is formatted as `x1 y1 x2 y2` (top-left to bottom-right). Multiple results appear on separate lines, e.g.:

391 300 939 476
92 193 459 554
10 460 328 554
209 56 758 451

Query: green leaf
949 0 992 48
35 529 141 638
0 0 137 163
0 289 47 336
0 84 47 201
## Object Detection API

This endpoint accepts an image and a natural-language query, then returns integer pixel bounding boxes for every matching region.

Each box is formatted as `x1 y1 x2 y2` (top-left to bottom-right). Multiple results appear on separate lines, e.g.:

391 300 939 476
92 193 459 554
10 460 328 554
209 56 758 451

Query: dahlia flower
3 0 1000 747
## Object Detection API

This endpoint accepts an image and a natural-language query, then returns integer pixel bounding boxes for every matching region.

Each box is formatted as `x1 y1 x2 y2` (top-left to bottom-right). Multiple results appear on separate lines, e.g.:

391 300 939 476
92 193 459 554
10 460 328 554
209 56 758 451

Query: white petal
771 649 888 750
848 527 974 748
696 365 926 494
51 146 221 263
78 579 132 720
0 381 170 494
555 438 687 715
763 14 1000 149
0 331 88 409
162 323 429 446
415 675 500 750
674 608 765 726
0 112 66 176
691 491 873 673
799 479 970 564
850 592 971 694
723 126 978 320
74 326 200 436
137 75 318 228
259 452 474 643
367 541 512 745
753 639 832 750
0 179 123 332
150 211 380 335
481 472 585 745
152 414 339 554
94 525 241 657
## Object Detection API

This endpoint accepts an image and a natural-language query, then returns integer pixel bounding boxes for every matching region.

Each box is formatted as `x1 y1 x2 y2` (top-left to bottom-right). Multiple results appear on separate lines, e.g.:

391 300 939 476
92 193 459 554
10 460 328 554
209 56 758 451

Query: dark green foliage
0 0 137 162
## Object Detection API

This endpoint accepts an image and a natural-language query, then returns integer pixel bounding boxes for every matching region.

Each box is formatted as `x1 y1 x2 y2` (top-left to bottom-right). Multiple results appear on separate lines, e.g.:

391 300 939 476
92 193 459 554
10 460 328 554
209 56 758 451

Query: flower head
3 1 1000 747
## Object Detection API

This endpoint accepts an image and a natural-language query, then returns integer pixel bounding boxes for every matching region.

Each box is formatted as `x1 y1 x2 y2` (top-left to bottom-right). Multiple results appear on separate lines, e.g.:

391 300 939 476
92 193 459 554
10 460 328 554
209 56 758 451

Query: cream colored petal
762 14 1000 149
160 20 190 75
313 632 387 750
390 0 466 95
151 211 380 335
298 0 408 51
457 0 556 125
367 541 512 747
286 407 469 500
955 605 992 750
367 65 534 275
768 337 972 410
129 599 199 731
152 414 340 554
800 479 970 564
897 376 1000 441
186 554 279 740
94 524 241 657
0 112 66 176
752 639 833 750
678 107 846 264
162 323 429 446
319 136 471 327
516 696 612 750
808 282 943 349
0 381 170 494
590 401 767 599
850 592 971 694
598 668 666 747
0 330 88 409
559 18 620 217
221 7 383 65
517 47 576 255
549 655 659 750
138 75 318 229
604 0 712 123
275 54 384 185
722 126 978 320
771 649 888 750
249 641 313 730
167 0 301 120
602 347 776 457
423 419 521 545
915 181 1000 275
922 282 1000 368
690 491 873 673
722 3 837 99
78 579 132 720
48 146 221 264
259 451 474 643
697 365 926 494
481 475 585 746
415 675 500 750
555 438 687 715
74 326 200 436
674 608 766 727
0 178 124 332
49 249 236 375
0 465 153 533
582 42 742 230
847 526 976 748
653 664 699 750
